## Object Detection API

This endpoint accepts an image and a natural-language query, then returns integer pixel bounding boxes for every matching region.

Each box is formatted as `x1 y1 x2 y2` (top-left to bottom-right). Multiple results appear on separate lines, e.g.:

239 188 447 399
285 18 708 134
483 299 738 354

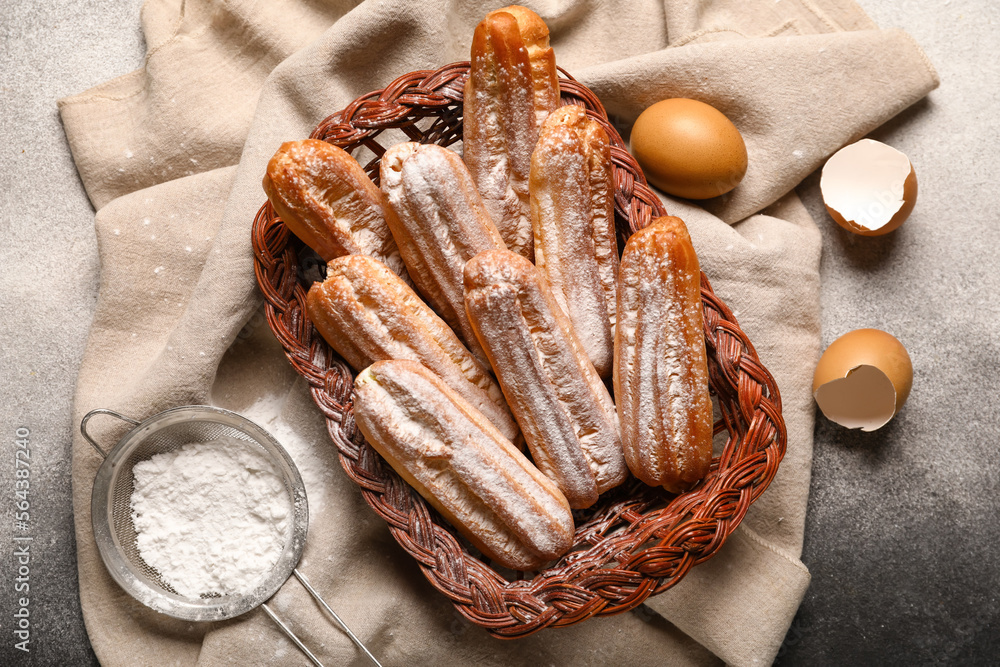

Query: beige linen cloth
60 1 938 665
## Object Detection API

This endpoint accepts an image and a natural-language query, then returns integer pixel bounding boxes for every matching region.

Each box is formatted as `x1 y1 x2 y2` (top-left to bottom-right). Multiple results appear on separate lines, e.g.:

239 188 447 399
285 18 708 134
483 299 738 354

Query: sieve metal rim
87 405 310 622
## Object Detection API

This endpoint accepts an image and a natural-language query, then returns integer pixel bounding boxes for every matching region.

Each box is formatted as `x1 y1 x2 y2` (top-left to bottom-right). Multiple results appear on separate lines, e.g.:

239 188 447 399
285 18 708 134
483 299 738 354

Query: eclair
306 255 519 443
353 360 575 571
614 216 713 493
262 139 410 283
463 5 559 260
464 249 627 509
380 142 506 367
530 105 618 378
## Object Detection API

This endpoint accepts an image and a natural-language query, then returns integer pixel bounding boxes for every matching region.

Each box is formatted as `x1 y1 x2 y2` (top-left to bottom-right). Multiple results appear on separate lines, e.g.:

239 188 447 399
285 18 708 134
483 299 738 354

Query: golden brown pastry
463 5 559 260
614 216 713 493
530 105 618 378
464 249 626 509
262 139 410 283
380 142 506 367
306 255 519 443
353 360 574 571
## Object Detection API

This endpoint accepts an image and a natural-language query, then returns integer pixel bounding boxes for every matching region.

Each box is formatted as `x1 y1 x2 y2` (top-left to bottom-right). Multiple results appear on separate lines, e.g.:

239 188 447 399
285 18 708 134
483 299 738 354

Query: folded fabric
61 0 938 665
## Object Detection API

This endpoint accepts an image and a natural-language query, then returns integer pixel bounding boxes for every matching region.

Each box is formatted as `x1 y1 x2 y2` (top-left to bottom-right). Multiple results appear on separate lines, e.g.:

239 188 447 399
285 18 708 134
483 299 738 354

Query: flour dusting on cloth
130 436 291 597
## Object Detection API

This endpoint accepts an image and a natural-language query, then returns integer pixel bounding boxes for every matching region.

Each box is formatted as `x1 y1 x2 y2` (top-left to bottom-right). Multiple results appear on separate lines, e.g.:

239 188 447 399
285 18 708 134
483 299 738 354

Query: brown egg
812 328 913 431
629 98 748 200
820 139 918 236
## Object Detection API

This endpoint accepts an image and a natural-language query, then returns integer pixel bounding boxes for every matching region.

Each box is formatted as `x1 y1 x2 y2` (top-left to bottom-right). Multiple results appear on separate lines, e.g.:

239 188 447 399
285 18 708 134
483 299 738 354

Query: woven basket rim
251 61 787 639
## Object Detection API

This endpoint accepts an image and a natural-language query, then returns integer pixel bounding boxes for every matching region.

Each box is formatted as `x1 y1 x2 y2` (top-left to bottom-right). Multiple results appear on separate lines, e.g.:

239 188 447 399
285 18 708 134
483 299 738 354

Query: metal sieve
81 405 381 667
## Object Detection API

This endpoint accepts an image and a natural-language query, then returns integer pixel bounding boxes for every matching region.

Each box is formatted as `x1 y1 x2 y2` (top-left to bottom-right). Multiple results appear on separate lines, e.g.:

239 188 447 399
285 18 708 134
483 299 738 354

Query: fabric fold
579 28 939 224
646 525 812 667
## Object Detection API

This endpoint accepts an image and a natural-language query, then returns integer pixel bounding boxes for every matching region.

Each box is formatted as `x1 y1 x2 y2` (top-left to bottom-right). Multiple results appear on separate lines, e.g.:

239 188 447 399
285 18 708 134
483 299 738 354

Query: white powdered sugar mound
130 436 292 597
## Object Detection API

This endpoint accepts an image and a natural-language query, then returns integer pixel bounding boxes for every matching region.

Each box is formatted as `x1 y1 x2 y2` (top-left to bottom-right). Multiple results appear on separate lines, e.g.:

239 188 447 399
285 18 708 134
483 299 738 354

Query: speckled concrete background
0 1 997 665
780 2 1000 664
1 1 146 664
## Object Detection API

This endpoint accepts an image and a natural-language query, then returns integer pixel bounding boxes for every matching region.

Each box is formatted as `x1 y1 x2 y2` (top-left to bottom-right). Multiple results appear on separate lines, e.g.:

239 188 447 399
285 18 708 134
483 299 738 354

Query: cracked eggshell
812 328 913 432
820 139 917 236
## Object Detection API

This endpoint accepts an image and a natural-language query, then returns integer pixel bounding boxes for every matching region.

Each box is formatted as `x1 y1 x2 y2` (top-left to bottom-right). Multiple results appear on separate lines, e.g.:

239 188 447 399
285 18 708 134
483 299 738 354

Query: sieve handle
260 570 383 667
293 568 383 667
80 409 141 460
261 603 326 667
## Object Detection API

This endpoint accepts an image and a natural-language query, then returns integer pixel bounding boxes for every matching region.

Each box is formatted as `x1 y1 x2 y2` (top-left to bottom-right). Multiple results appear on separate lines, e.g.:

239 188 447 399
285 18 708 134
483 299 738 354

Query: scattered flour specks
241 395 334 522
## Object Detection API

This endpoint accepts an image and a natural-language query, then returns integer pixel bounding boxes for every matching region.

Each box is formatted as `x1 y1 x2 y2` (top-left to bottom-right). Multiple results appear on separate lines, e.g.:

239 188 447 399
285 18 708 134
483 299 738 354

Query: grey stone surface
0 0 997 665
0 0 146 664
777 1 1000 664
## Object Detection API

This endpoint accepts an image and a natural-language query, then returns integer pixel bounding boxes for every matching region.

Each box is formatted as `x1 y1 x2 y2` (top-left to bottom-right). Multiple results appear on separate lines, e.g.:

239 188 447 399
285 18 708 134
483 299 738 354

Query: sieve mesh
89 406 309 621
112 422 284 596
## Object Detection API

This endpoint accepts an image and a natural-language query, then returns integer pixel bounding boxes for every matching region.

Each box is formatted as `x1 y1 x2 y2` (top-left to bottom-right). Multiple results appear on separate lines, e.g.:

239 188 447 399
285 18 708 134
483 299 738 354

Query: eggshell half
820 139 918 236
812 328 913 431
629 98 748 200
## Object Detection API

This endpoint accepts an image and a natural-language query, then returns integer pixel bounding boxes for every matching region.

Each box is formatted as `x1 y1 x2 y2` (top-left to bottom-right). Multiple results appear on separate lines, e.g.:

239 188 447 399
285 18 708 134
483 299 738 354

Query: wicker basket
251 62 786 639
